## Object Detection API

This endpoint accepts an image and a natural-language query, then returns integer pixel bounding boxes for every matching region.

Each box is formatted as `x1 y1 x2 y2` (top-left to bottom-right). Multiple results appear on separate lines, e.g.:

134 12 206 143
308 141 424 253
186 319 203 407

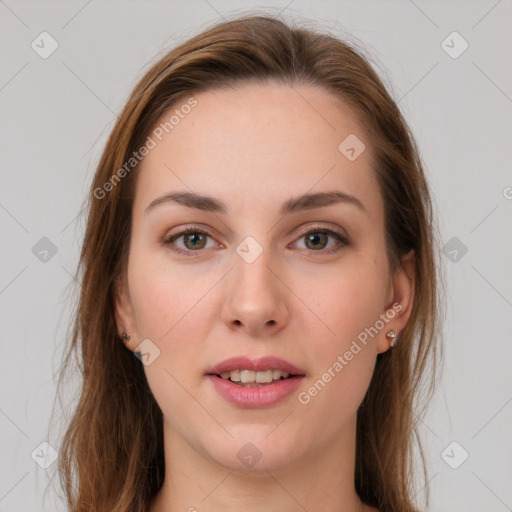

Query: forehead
134 82 382 219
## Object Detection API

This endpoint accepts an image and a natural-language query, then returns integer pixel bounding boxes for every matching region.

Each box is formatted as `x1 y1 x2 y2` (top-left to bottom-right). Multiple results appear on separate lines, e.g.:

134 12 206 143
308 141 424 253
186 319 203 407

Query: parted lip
206 356 306 376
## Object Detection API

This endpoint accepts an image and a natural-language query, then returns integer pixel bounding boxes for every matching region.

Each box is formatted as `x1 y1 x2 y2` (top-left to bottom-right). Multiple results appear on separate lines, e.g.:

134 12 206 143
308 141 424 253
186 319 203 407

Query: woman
54 13 443 512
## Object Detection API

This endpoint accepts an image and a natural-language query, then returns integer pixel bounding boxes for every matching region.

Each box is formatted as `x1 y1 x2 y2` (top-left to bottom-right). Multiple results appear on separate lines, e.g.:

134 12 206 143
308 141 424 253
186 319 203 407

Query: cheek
126 250 222 429
293 255 387 351
297 344 376 449
127 247 221 342
292 255 386 408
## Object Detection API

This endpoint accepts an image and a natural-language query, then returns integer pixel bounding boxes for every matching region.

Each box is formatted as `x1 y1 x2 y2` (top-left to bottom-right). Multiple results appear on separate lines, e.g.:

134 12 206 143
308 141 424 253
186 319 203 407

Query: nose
220 250 289 337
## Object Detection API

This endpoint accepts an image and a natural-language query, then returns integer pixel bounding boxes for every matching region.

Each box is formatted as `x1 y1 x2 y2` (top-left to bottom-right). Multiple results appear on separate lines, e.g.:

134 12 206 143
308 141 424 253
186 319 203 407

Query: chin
203 426 306 475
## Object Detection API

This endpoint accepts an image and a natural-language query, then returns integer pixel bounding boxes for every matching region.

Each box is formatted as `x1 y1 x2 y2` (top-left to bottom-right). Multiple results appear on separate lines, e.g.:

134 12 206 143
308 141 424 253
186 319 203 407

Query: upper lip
207 356 306 376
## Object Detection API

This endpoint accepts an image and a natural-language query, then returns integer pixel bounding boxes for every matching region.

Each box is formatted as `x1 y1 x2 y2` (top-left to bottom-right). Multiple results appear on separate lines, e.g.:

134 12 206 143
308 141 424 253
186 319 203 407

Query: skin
115 82 414 512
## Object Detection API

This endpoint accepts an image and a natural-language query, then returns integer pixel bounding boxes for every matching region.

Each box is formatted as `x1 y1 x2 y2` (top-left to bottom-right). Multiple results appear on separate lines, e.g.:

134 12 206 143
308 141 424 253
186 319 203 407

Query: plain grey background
1 1 511 511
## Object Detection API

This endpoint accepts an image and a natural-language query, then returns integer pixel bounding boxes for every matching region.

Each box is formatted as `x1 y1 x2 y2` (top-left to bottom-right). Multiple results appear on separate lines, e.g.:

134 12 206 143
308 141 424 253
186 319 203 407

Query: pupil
185 233 206 249
306 232 327 250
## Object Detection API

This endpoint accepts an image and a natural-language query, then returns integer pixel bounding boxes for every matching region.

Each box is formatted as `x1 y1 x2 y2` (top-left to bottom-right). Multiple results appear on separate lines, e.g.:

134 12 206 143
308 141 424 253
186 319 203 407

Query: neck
150 416 373 512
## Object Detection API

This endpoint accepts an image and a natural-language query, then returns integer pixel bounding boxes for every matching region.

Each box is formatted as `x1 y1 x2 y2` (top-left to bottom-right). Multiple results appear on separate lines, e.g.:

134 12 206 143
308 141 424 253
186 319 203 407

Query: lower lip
207 375 304 408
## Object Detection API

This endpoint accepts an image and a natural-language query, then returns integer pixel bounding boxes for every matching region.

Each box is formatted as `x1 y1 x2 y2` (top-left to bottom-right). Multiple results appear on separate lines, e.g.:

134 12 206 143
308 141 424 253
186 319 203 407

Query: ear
377 249 415 354
114 275 137 351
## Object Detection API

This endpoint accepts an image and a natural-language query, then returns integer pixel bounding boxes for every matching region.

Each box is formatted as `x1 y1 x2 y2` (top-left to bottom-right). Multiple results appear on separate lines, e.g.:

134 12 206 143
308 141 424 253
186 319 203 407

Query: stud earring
121 332 131 342
386 330 397 348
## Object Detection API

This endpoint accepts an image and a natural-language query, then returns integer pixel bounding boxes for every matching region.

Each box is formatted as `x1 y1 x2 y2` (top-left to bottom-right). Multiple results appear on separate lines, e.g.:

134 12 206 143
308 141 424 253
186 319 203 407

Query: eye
162 224 349 257
292 227 349 253
162 226 219 256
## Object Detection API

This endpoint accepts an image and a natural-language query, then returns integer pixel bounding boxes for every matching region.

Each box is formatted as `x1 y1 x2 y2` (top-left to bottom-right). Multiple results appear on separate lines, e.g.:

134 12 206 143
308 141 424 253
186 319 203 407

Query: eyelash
162 224 349 257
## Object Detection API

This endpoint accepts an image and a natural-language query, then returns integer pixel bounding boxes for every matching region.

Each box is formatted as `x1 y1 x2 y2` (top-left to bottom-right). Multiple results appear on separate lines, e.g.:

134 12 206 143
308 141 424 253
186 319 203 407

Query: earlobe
385 329 397 348
114 277 136 349
377 250 415 354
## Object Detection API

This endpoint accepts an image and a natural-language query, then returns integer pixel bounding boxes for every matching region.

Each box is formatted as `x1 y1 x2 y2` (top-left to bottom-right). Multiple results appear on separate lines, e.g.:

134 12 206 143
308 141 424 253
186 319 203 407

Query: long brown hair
52 13 443 512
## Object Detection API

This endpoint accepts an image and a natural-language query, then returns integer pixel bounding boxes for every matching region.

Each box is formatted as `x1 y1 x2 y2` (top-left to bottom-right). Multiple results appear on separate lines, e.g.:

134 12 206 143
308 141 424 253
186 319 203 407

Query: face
115 82 414 474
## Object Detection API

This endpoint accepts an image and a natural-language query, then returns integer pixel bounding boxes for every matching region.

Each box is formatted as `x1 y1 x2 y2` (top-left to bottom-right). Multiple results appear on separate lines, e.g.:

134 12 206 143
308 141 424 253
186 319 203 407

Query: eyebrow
144 190 366 216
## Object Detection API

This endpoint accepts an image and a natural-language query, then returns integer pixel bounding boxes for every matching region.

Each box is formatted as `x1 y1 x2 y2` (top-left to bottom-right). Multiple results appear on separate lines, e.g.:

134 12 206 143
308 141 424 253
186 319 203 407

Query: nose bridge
232 232 275 286
231 244 276 302
221 239 288 333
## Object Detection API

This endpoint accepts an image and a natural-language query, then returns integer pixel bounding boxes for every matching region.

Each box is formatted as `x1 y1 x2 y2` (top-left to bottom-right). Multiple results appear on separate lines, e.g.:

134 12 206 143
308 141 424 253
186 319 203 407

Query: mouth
211 369 301 387
205 356 306 408
206 356 306 388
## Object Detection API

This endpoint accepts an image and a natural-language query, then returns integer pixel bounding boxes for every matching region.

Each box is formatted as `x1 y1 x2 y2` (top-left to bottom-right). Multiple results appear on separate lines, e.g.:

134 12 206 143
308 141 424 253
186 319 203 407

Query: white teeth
240 370 256 383
230 370 241 382
256 370 273 383
218 369 291 383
